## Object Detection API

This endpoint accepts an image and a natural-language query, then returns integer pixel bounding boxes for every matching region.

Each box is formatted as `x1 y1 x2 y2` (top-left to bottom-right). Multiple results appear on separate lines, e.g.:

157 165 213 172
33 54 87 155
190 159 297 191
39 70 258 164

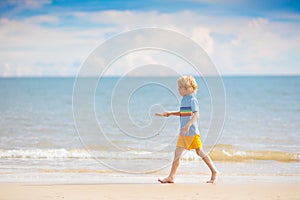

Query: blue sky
0 0 300 76
1 0 300 15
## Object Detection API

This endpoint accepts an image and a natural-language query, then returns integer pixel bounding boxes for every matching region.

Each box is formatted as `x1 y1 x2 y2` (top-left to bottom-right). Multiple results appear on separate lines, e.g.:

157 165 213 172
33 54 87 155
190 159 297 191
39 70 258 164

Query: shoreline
2 173 299 184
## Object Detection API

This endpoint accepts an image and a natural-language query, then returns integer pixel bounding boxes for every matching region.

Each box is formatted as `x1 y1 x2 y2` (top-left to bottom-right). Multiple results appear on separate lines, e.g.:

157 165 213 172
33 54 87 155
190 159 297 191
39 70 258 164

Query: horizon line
1 74 300 78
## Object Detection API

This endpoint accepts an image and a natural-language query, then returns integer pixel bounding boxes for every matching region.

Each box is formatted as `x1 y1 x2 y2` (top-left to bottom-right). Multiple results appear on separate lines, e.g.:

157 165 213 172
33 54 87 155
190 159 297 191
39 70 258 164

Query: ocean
0 76 299 183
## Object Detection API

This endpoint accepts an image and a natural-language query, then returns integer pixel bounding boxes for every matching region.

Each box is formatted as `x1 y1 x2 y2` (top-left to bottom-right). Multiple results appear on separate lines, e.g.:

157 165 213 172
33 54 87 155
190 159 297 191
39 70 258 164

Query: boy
156 75 219 184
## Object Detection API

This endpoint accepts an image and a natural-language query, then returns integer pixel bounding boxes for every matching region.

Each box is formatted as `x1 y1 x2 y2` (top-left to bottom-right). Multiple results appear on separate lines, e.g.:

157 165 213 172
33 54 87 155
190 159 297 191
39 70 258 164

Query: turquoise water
0 76 299 183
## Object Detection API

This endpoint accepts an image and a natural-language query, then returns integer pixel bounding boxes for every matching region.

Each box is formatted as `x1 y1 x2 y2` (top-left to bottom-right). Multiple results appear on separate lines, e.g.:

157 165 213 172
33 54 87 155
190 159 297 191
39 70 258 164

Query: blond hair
177 75 198 94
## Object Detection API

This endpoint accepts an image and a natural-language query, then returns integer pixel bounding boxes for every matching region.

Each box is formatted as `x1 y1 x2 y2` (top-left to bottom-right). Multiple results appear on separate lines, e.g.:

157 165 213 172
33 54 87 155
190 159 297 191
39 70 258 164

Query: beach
1 181 299 200
1 0 300 198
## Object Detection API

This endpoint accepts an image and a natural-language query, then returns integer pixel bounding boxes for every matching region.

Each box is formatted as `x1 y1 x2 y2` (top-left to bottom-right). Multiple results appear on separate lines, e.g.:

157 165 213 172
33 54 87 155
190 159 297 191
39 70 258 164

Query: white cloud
70 10 300 75
191 27 214 55
0 15 115 76
0 10 300 76
104 50 198 76
2 63 11 77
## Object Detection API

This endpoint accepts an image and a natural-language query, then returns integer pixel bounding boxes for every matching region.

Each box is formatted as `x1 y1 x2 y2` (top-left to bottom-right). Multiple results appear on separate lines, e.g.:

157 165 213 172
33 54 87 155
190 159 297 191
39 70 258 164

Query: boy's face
178 83 189 96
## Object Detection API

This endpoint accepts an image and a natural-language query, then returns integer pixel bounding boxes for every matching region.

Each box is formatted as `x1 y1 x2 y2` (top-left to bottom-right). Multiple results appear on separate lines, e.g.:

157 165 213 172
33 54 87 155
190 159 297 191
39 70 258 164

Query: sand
0 182 299 200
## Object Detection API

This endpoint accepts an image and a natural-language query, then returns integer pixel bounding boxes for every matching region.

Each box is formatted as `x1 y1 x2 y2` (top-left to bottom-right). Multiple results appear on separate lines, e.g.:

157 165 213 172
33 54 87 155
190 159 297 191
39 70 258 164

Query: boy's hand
181 124 190 135
155 112 170 117
163 112 170 117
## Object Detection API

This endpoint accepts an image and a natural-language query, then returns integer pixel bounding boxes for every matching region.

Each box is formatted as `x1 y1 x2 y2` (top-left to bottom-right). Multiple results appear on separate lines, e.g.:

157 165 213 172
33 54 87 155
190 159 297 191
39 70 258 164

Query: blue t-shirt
180 94 199 136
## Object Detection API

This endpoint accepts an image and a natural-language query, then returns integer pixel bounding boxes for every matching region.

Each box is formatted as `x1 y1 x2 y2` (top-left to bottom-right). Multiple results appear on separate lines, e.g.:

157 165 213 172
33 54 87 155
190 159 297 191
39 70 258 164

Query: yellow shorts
176 134 202 150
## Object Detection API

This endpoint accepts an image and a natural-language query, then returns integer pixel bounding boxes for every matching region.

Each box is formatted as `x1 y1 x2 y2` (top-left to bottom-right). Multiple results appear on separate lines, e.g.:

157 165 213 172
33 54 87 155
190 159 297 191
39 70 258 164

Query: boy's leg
196 148 219 183
158 147 185 183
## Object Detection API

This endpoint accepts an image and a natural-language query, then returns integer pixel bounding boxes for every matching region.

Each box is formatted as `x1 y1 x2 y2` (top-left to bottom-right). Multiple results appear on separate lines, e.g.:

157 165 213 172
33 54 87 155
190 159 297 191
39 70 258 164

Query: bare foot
206 170 219 184
158 177 175 184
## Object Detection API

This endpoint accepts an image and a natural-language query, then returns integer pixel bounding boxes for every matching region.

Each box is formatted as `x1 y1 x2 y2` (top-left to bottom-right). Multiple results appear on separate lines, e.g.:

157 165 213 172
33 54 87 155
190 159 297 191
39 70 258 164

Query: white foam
0 149 91 159
0 148 172 160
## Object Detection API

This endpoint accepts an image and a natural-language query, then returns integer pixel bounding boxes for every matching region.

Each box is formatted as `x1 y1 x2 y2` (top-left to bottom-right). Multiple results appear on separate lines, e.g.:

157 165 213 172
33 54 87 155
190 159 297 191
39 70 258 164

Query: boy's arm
166 111 180 117
155 111 180 117
181 111 198 135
